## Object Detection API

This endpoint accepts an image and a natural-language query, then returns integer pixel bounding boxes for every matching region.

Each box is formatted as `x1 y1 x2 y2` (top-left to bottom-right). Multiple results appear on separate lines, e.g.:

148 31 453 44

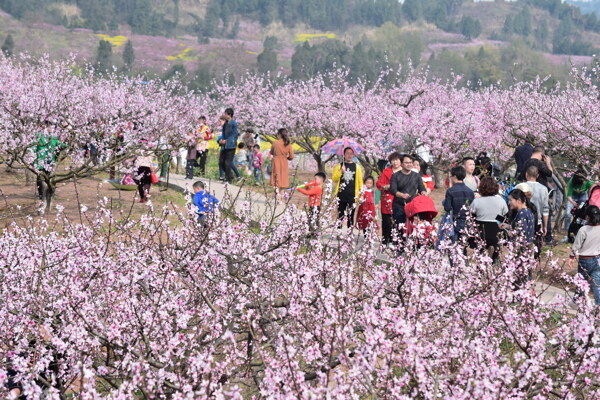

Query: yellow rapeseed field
294 33 336 42
96 34 128 48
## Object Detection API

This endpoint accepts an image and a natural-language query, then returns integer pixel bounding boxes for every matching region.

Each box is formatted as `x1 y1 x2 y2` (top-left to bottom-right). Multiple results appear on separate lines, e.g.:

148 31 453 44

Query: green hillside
0 0 597 87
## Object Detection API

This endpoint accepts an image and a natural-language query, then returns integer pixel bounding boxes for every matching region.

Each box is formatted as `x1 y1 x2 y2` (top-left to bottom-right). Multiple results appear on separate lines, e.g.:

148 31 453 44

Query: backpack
589 183 600 208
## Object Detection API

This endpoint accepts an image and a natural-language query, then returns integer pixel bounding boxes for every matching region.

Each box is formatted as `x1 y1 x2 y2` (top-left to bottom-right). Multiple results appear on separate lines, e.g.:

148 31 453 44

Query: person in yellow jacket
332 147 364 229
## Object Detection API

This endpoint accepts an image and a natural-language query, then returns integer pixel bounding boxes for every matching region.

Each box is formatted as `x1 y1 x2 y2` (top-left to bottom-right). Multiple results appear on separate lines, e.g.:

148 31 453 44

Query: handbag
435 212 455 250
150 172 159 184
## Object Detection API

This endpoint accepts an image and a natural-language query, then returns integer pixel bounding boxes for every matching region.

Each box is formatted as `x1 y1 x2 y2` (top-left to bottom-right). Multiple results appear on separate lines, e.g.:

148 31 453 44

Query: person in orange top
270 128 295 195
297 172 326 236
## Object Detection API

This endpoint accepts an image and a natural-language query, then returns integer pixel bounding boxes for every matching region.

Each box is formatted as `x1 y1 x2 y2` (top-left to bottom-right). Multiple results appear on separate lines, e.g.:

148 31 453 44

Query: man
514 136 534 178
389 154 427 227
332 147 364 229
520 146 552 187
523 166 549 238
34 123 64 201
449 157 479 193
443 165 475 240
520 146 554 242
462 157 479 192
218 108 239 183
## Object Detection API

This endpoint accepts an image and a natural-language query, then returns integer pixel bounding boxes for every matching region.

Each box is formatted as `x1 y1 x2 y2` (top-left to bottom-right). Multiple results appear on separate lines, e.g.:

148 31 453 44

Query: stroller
404 195 439 247
567 183 600 243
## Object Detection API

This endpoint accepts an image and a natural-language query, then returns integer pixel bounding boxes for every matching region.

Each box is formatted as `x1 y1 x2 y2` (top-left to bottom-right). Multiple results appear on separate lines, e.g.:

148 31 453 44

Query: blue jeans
452 218 466 243
578 256 600 305
564 193 588 232
253 167 262 183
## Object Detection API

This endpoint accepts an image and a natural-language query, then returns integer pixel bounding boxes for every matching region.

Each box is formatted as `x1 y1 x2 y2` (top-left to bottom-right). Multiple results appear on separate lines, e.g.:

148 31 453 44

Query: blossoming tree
0 56 201 210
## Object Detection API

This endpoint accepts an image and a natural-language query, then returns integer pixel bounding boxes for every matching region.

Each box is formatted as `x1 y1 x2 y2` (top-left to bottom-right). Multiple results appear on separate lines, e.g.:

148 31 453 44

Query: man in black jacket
389 154 427 226
520 146 553 188
514 137 534 178
520 145 555 243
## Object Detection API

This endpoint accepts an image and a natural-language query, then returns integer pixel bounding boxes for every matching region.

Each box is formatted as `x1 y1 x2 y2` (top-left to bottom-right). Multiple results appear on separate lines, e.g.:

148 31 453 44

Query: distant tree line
0 0 173 35
501 4 596 55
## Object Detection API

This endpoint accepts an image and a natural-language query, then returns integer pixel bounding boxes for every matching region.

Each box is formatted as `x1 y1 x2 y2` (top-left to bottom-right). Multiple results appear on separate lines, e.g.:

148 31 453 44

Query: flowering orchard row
214 68 599 174
0 57 597 209
0 56 201 209
1 200 599 398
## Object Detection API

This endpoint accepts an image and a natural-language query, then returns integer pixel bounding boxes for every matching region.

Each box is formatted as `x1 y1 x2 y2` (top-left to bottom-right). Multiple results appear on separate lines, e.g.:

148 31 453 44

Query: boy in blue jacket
192 181 219 226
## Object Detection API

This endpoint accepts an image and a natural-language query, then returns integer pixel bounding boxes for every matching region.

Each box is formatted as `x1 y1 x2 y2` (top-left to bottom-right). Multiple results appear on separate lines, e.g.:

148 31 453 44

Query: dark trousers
476 221 501 262
219 148 236 182
36 174 47 200
338 200 355 229
197 150 208 175
381 213 393 244
134 166 152 200
392 203 406 224
185 159 196 179
544 208 553 243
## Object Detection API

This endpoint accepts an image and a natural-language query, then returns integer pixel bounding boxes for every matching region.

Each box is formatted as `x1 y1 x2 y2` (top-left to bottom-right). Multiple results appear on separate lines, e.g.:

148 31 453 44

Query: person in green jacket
33 126 64 201
563 173 595 242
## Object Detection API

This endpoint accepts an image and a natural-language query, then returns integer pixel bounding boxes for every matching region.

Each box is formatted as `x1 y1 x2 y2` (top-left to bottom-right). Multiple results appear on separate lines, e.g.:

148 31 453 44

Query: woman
502 188 536 287
412 157 434 194
569 206 600 305
505 188 536 245
270 128 295 193
470 176 508 261
376 152 402 246
134 151 154 203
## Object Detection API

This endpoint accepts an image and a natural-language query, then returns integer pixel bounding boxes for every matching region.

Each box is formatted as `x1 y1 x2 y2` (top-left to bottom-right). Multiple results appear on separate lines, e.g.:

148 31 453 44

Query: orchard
0 56 599 399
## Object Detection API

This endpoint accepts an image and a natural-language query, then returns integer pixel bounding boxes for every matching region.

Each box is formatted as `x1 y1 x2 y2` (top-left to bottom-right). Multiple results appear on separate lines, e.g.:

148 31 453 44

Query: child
251 144 263 184
404 195 438 249
356 176 378 234
234 142 250 176
192 181 219 227
297 172 326 236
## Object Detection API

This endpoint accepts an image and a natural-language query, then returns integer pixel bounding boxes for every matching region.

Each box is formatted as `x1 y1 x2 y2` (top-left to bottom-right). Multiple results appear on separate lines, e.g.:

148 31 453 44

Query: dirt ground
0 168 187 229
0 166 576 281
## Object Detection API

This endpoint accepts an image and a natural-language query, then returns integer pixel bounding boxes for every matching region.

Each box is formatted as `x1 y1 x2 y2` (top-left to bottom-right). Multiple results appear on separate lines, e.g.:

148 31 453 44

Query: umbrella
321 137 366 157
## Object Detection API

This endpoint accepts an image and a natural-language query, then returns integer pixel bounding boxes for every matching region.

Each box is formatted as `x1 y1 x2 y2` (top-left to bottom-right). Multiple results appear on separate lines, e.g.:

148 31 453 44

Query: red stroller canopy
404 195 438 221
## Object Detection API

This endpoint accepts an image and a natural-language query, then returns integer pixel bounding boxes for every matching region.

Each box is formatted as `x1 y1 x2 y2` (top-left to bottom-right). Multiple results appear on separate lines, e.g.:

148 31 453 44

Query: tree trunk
313 153 325 174
25 169 34 186
550 159 567 233
432 165 447 189
44 183 55 212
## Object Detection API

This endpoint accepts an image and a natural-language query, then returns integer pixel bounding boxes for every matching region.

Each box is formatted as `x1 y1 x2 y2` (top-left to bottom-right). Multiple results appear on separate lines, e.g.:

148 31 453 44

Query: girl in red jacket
356 176 378 234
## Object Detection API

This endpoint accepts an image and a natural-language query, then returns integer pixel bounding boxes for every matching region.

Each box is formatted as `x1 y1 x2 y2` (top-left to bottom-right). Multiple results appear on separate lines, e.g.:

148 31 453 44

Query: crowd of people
288 143 599 302
122 108 600 305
